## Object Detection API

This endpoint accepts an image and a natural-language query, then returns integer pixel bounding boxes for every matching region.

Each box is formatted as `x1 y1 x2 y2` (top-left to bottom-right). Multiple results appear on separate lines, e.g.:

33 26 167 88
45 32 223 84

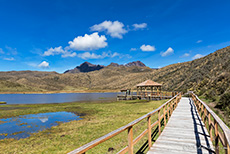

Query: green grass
0 99 167 153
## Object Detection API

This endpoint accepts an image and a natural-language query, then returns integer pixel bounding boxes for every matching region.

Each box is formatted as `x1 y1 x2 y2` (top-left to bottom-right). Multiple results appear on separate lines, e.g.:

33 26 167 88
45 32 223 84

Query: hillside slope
0 46 229 96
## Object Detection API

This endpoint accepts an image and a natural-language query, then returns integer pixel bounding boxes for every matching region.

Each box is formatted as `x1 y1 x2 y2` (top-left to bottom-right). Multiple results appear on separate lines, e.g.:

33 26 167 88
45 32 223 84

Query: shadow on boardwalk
137 97 215 154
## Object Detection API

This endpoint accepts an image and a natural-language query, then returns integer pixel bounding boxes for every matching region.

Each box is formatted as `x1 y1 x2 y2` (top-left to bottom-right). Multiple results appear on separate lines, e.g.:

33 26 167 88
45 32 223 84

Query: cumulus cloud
140 44 156 52
38 61 49 68
68 32 107 51
181 53 190 57
90 21 127 39
133 23 147 30
130 48 137 51
192 54 204 60
161 47 174 57
77 51 120 60
44 46 65 56
4 57 15 61
196 40 203 43
43 46 76 58
62 52 77 58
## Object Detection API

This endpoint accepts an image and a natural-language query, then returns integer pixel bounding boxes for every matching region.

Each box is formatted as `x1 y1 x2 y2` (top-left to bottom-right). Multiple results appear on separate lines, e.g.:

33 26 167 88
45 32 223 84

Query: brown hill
0 46 229 97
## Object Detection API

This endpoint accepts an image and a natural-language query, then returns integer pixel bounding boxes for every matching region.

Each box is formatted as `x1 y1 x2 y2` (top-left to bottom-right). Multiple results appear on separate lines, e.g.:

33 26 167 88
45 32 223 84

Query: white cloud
140 44 156 52
130 48 137 51
61 52 77 58
133 23 147 30
161 47 174 57
90 21 127 39
68 32 107 51
196 40 203 43
181 53 190 57
43 46 77 58
4 57 15 61
77 52 101 60
38 61 49 68
77 51 130 60
77 51 119 60
0 48 4 54
192 54 204 60
44 46 65 56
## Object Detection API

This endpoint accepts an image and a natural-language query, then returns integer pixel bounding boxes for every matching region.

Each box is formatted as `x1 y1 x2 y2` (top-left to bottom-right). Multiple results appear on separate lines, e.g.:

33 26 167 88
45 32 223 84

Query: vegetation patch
0 101 6 104
0 99 166 153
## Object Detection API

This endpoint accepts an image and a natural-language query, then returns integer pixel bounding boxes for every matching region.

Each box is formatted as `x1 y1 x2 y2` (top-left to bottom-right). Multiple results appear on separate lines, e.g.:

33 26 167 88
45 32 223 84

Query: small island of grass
0 101 6 104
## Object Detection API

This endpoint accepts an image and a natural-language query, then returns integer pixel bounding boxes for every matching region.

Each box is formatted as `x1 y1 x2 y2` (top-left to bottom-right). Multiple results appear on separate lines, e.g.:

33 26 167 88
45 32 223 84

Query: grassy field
0 99 167 153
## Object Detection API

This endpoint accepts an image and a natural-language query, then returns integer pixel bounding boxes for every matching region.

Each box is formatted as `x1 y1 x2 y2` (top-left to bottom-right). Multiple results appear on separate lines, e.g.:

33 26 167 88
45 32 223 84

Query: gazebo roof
136 79 162 87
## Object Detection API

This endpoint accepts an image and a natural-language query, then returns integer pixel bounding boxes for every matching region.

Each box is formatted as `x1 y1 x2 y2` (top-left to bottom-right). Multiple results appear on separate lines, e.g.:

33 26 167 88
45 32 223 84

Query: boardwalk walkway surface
147 97 214 154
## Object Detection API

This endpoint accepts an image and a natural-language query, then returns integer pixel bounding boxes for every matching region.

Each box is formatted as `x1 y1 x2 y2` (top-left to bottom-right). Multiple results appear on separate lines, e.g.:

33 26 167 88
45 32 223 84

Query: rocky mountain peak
125 61 146 67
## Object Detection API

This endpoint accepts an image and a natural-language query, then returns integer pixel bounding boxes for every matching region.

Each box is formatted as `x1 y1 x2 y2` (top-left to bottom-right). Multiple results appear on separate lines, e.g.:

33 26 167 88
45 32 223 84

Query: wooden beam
163 106 166 126
214 120 219 154
158 110 161 135
147 116 152 149
128 127 133 154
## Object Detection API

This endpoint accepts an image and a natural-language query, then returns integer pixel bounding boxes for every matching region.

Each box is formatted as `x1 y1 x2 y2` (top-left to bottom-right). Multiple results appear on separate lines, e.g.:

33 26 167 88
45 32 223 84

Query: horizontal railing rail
68 93 182 154
190 92 230 154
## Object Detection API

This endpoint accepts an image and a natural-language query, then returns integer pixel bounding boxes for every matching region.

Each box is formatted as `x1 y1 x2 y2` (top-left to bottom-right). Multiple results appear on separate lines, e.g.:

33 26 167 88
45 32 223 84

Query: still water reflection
0 92 117 104
0 111 81 140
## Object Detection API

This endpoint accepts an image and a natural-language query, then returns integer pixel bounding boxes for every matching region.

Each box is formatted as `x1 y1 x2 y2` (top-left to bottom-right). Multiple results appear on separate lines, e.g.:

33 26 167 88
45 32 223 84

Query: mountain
64 62 105 73
108 62 120 67
125 61 146 67
0 47 229 124
64 61 147 73
0 46 229 95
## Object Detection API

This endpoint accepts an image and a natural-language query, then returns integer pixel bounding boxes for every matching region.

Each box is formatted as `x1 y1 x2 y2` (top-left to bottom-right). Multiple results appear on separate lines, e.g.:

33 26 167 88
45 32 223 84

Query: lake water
0 111 81 140
0 92 117 104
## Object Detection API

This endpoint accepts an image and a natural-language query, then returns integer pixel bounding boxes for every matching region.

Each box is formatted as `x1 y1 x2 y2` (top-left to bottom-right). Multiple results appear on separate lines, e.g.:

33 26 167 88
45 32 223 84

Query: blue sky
0 0 229 73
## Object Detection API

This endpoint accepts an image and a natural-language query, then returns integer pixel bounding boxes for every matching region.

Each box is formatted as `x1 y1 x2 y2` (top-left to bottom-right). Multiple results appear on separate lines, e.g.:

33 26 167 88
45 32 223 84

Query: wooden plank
128 126 133 154
219 131 225 146
148 97 214 154
68 93 181 154
163 106 166 126
158 110 161 135
192 92 230 149
133 128 148 145
148 116 152 149
215 120 219 154
208 113 213 141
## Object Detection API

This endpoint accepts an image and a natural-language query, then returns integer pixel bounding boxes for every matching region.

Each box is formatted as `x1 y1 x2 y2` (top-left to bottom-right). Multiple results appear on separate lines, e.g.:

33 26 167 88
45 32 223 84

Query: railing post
214 120 219 154
167 103 169 120
128 126 133 154
163 106 166 126
158 110 161 135
147 116 152 149
227 143 230 154
201 104 204 121
208 113 213 141
224 135 229 154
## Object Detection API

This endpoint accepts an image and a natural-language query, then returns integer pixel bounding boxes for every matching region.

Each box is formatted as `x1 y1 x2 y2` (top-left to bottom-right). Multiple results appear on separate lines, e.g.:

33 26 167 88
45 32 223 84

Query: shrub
217 92 230 109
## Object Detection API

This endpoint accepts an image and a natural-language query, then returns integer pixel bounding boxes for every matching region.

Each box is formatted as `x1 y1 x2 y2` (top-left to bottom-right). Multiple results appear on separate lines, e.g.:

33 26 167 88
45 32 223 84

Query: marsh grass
0 99 167 153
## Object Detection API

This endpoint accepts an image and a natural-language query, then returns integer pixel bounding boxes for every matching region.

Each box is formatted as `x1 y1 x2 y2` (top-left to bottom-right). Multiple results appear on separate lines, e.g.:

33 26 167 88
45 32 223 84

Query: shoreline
0 89 120 94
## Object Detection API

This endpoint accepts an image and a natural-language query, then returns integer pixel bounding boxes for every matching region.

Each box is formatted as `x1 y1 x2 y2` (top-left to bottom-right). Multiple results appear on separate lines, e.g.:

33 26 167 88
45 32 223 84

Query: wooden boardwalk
147 97 214 154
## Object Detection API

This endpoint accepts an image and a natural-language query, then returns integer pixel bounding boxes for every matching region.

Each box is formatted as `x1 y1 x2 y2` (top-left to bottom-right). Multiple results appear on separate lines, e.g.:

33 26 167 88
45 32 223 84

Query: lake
0 92 117 104
0 111 81 140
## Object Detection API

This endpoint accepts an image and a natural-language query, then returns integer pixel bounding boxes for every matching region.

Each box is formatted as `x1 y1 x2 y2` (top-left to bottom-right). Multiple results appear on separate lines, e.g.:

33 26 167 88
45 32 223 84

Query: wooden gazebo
136 80 162 98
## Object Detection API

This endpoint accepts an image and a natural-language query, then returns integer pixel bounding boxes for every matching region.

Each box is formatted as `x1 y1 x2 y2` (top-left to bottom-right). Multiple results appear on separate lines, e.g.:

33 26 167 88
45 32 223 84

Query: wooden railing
191 92 230 154
68 93 182 154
